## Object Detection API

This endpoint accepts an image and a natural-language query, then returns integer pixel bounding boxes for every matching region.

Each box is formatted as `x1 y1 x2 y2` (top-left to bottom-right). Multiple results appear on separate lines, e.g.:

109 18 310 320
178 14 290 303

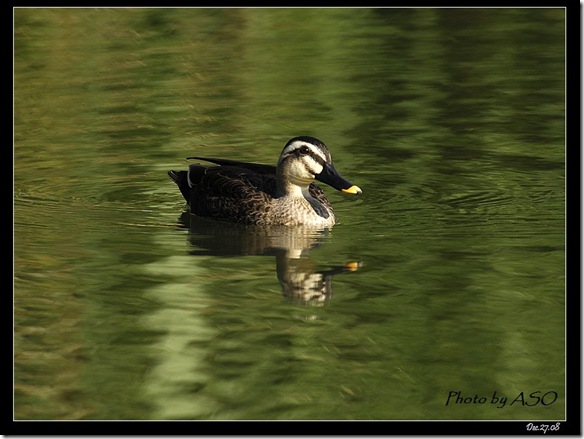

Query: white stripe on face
302 154 324 175
279 140 328 165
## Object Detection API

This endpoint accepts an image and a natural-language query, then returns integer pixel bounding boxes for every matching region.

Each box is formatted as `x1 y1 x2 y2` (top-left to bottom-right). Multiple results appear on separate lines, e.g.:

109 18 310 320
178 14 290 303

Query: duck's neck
276 170 313 199
275 172 331 220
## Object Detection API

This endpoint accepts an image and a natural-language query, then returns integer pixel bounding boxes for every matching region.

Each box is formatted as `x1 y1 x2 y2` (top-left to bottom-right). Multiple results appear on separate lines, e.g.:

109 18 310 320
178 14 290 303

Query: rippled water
14 8 565 423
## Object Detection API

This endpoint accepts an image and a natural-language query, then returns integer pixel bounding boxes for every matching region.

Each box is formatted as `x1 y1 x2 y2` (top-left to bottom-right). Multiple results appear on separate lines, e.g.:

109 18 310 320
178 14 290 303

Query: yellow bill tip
344 261 363 272
342 185 362 195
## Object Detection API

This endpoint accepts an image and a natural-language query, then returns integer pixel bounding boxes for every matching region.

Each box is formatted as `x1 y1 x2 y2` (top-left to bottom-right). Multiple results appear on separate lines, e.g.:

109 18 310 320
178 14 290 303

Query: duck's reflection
178 213 361 305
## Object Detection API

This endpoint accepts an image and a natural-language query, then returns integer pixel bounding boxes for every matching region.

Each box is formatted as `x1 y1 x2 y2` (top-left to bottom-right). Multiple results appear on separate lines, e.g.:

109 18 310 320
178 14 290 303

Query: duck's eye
299 146 310 155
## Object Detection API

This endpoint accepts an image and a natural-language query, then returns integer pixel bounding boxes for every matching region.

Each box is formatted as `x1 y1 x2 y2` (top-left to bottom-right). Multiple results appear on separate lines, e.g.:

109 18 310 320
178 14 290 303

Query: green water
14 8 565 422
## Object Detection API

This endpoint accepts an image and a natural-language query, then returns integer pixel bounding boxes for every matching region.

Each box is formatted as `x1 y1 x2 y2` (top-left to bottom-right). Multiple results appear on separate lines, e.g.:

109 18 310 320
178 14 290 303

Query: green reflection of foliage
14 7 565 421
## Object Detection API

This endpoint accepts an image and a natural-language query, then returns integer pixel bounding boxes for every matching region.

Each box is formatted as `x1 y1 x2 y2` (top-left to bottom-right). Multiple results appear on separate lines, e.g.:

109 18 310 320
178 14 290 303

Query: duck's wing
187 157 277 175
169 158 276 203
307 182 333 215
170 162 278 223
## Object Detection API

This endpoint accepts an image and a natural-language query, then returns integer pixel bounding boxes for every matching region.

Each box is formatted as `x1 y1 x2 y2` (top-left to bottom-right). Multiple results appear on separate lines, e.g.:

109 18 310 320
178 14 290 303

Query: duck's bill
316 163 362 195
341 185 363 195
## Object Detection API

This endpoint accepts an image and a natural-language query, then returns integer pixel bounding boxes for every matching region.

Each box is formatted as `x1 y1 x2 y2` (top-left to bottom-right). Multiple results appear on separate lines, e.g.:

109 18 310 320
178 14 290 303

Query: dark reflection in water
178 213 361 305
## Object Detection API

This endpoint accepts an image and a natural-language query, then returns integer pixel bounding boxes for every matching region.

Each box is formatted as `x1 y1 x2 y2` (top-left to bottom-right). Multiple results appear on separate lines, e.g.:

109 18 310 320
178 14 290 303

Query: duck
168 136 362 227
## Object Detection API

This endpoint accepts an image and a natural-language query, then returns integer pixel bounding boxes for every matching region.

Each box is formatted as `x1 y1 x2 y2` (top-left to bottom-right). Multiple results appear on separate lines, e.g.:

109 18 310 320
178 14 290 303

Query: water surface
14 7 565 422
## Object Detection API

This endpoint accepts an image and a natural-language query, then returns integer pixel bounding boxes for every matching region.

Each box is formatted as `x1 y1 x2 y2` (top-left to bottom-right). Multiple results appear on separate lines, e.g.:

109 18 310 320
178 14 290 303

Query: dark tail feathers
168 170 190 204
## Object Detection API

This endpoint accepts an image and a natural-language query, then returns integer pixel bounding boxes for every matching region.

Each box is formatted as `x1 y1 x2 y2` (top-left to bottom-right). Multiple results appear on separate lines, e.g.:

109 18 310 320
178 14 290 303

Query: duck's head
276 136 362 196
